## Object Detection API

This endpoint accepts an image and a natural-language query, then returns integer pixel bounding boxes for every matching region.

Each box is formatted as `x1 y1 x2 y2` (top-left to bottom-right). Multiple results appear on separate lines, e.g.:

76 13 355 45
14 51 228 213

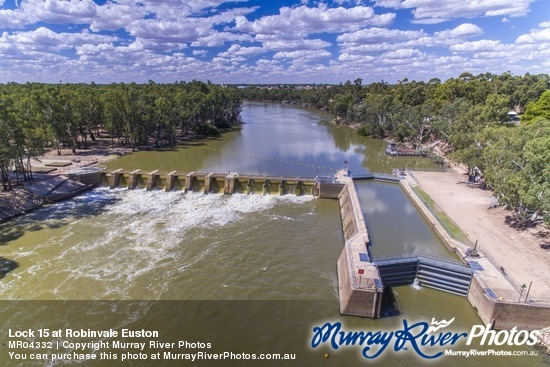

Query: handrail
371 252 464 266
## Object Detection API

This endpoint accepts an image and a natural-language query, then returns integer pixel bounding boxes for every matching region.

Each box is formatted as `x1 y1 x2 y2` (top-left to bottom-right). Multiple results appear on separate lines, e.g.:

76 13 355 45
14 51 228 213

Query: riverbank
0 188 44 222
410 169 550 303
0 128 242 222
0 141 132 222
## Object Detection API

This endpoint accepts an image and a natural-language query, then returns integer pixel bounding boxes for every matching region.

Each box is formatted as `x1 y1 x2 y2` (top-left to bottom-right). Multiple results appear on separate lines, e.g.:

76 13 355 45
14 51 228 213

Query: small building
507 111 520 125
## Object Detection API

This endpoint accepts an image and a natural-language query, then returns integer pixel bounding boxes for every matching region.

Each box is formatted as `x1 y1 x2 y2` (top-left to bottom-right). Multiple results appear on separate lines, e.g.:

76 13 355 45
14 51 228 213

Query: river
0 102 546 366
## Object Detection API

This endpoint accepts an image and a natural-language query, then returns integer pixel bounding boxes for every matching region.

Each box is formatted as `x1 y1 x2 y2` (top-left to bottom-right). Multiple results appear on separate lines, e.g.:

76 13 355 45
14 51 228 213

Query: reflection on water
107 101 440 176
355 181 455 259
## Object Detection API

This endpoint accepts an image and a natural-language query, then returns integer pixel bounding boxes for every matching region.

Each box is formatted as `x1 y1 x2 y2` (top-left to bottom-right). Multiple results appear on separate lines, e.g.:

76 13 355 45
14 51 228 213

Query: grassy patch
412 186 470 243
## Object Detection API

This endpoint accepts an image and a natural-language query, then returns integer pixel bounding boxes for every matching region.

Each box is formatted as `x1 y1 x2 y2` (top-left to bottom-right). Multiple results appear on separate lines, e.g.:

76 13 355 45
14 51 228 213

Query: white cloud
91 2 149 31
191 32 253 47
338 27 426 45
338 23 483 56
192 49 208 57
338 53 376 62
0 0 101 29
262 38 331 51
273 49 331 60
450 39 505 52
432 55 468 65
235 5 395 38
0 27 118 53
121 6 257 51
374 0 534 24
220 44 265 57
381 48 423 59
516 27 550 44
443 23 484 38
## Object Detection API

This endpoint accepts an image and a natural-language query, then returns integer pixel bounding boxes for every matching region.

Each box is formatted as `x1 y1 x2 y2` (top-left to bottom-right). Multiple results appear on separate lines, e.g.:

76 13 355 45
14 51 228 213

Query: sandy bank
411 169 550 303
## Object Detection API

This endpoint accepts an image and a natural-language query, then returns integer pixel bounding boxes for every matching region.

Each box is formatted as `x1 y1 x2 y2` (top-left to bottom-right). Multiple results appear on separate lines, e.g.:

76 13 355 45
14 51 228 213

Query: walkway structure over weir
84 168 348 198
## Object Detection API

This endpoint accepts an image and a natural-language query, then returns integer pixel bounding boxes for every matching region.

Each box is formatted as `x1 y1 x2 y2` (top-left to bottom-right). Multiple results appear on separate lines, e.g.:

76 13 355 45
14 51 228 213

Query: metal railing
372 252 466 267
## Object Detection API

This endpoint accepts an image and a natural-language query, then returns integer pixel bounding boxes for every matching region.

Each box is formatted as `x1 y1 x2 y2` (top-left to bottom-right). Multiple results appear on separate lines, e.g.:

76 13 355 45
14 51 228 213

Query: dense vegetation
0 81 242 190
239 72 550 224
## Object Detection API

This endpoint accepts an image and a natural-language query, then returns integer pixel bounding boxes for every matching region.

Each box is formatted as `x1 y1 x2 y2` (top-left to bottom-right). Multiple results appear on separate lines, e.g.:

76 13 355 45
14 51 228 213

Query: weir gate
374 254 473 296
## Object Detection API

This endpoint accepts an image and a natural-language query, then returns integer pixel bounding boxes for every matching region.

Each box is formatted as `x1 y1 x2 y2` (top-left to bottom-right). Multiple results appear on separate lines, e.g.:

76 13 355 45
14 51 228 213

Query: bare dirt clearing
413 169 550 302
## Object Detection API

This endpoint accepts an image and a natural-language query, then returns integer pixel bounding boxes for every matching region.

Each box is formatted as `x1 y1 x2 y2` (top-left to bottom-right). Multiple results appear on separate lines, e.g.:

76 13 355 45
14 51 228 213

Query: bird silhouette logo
427 317 456 333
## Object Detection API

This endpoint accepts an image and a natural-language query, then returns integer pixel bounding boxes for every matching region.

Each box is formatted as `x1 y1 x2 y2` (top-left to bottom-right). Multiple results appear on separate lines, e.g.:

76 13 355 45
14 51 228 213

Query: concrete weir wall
97 169 317 196
336 172 384 318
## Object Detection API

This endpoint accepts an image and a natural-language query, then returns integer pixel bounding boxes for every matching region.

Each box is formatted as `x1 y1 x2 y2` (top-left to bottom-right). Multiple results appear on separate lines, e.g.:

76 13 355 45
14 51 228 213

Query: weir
90 169 320 197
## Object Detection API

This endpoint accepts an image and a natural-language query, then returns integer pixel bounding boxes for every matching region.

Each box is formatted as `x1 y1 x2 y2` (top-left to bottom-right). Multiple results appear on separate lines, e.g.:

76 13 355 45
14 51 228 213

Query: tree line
0 81 242 190
238 72 550 224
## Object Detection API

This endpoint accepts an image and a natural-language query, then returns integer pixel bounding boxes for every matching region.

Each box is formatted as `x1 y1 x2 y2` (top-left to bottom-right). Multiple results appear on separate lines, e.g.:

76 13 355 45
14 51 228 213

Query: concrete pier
110 169 123 189
335 170 384 318
165 171 177 192
146 170 159 191
128 170 141 189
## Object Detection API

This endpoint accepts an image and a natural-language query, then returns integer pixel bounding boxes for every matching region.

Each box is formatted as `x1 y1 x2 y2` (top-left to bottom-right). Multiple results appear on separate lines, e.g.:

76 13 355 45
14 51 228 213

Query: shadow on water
380 287 401 318
0 257 18 279
0 189 121 244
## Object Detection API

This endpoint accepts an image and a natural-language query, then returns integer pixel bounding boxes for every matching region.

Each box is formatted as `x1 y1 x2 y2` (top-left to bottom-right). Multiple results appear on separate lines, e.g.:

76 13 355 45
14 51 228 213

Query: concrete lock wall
468 276 550 330
492 302 550 331
337 246 381 318
338 185 359 240
318 182 346 199
335 173 384 319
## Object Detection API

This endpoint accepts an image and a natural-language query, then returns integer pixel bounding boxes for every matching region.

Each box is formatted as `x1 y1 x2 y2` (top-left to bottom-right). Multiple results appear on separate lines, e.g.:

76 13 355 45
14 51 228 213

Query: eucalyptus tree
71 85 102 149
355 93 394 138
0 95 17 189
522 90 550 124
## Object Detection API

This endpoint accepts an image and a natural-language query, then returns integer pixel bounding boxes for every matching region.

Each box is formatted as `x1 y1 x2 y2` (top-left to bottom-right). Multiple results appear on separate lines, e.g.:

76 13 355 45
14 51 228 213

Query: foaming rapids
0 188 316 300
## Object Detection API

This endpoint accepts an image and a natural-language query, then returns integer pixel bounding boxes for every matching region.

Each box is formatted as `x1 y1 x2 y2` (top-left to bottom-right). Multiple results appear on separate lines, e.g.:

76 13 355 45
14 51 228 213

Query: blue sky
0 0 549 84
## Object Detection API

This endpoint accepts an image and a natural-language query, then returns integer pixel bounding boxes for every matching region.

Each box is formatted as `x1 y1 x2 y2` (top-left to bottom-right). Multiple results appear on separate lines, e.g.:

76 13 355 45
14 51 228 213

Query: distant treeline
238 72 550 223
0 80 242 190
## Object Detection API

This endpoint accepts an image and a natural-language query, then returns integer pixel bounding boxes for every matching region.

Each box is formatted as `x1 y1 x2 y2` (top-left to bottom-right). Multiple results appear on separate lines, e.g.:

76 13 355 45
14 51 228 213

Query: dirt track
412 169 550 302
